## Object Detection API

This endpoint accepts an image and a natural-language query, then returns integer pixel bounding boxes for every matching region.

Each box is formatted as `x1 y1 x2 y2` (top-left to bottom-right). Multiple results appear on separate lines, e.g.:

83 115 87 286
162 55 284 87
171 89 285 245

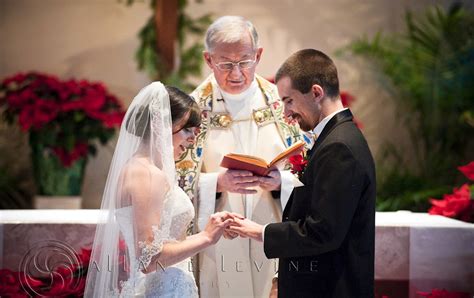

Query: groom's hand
221 212 244 240
223 228 239 240
203 211 244 244
228 217 264 242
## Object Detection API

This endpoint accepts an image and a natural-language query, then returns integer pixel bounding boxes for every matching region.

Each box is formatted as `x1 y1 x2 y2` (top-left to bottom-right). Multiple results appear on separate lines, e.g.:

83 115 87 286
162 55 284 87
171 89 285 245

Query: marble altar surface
1 210 472 297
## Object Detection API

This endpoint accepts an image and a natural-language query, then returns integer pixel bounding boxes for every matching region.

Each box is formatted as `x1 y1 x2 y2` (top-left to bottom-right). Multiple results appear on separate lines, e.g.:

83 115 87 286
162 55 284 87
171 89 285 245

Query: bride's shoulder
122 158 169 190
125 157 165 175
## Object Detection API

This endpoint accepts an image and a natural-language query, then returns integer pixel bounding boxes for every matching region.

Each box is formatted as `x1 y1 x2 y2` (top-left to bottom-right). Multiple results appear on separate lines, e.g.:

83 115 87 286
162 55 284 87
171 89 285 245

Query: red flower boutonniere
289 152 308 179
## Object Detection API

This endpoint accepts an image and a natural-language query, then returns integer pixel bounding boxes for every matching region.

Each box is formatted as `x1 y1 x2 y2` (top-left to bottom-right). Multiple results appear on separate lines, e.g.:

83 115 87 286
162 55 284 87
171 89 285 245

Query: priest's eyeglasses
214 58 256 71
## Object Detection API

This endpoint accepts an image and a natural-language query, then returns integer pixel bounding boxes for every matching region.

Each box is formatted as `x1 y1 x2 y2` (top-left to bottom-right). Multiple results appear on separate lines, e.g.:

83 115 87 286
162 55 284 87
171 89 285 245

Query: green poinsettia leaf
65 135 76 152
74 111 85 122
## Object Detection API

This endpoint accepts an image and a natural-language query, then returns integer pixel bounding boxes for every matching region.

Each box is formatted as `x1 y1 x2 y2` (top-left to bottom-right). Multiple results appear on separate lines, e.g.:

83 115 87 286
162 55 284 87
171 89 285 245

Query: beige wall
1 0 151 208
1 0 470 208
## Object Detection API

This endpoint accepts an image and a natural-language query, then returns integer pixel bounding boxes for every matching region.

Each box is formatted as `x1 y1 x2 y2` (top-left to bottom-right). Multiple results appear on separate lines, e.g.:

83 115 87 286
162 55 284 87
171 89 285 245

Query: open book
220 140 305 176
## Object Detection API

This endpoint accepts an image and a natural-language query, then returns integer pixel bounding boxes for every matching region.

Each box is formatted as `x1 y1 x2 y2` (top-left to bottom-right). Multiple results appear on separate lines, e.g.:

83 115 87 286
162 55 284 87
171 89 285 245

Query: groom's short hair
275 49 340 98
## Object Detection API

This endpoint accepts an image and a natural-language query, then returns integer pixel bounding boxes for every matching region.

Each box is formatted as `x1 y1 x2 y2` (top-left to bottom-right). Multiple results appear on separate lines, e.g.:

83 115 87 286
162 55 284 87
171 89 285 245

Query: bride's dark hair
126 86 201 138
167 86 201 130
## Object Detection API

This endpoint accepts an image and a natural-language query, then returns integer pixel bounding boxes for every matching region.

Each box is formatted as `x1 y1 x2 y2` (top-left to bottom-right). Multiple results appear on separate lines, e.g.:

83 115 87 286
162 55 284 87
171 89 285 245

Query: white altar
0 210 473 297
374 211 474 297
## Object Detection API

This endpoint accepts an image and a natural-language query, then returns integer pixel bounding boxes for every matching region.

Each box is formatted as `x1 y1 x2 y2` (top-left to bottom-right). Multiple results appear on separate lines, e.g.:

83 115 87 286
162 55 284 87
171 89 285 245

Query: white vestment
193 77 296 298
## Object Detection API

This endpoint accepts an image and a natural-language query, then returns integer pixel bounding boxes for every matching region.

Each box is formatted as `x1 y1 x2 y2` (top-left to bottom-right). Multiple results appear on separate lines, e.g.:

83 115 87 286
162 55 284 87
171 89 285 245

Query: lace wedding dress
115 184 198 297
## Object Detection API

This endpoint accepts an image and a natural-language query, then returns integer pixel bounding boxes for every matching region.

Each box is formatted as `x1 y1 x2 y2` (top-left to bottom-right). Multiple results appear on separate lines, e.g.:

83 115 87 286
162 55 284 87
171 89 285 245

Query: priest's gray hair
205 16 259 52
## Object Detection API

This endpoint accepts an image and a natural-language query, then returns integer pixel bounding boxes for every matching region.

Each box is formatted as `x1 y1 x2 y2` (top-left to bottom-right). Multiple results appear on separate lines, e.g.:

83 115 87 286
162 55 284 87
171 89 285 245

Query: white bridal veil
84 82 176 297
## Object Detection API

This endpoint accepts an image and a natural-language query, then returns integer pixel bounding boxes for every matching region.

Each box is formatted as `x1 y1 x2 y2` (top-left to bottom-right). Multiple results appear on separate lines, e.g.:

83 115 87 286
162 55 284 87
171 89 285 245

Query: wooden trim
154 0 178 72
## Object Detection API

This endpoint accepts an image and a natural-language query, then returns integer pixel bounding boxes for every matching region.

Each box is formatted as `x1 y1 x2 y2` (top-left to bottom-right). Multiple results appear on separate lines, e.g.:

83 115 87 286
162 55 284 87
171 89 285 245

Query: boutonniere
289 151 308 179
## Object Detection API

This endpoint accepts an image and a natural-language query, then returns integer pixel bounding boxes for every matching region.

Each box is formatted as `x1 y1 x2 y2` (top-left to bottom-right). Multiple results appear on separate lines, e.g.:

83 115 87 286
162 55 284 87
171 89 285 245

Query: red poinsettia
417 288 471 298
52 143 89 167
458 161 474 181
0 246 92 297
340 91 363 129
0 269 25 296
428 161 474 223
0 72 125 167
429 184 472 220
40 265 85 296
77 247 92 268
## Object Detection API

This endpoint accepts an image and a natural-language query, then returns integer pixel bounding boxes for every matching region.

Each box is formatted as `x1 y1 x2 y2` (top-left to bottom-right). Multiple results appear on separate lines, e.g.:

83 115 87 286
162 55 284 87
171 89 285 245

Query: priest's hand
258 170 281 192
217 170 259 194
227 217 264 242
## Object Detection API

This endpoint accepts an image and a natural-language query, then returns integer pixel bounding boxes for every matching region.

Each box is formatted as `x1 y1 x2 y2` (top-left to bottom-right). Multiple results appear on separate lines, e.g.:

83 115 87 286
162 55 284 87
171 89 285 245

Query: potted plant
340 4 474 211
0 72 125 208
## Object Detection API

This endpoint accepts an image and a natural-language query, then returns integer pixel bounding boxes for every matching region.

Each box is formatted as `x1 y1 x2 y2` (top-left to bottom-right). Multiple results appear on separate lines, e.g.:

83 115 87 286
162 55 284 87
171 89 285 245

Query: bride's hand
223 228 239 240
202 211 243 244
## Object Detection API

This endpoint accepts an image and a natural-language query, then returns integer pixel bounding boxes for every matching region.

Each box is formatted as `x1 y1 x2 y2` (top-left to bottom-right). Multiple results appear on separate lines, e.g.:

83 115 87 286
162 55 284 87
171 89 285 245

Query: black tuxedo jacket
264 109 376 298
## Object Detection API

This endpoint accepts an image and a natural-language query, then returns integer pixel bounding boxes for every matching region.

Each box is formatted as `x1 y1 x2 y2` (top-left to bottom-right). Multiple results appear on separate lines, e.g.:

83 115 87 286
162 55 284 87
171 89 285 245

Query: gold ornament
218 114 232 127
253 110 264 123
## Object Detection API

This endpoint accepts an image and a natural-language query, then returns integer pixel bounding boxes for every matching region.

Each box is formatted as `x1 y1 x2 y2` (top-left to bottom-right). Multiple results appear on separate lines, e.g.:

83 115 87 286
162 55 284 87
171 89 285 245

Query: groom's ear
311 84 325 102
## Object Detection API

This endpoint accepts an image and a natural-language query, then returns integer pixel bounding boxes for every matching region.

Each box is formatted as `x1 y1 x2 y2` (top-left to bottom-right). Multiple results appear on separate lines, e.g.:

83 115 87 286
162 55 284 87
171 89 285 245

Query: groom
229 49 376 298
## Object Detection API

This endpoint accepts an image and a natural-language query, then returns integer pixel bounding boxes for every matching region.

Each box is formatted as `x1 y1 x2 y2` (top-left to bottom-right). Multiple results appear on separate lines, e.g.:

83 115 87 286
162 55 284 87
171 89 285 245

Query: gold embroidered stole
176 74 304 233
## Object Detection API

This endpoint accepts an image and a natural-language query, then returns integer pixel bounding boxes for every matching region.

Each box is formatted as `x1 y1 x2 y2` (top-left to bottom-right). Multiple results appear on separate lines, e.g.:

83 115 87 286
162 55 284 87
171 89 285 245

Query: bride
84 82 237 297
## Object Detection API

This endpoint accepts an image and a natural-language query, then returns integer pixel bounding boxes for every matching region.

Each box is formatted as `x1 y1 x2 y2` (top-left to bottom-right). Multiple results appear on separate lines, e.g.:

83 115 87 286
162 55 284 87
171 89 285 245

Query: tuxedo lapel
282 109 354 218
308 109 353 158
